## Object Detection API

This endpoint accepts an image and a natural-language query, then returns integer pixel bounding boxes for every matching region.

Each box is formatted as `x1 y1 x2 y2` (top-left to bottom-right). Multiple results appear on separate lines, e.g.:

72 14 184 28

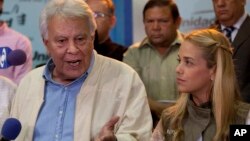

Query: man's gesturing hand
95 116 120 141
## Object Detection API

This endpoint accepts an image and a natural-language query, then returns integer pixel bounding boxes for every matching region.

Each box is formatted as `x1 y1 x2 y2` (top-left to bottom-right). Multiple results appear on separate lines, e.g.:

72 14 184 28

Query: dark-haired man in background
123 0 184 127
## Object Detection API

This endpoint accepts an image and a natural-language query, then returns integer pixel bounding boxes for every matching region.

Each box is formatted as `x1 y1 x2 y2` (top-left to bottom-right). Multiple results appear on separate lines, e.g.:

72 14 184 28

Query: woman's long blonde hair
162 29 240 141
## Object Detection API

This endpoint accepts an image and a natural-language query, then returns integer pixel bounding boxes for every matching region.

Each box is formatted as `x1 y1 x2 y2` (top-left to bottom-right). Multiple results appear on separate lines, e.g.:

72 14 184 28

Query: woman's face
176 41 215 101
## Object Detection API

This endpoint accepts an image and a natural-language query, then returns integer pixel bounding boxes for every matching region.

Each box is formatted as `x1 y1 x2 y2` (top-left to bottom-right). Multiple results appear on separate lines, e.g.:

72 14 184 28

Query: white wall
132 0 148 43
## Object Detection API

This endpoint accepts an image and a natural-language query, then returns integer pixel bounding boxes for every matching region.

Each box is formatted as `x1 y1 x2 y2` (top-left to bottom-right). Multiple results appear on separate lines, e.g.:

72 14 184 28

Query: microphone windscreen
1 118 22 140
7 49 27 66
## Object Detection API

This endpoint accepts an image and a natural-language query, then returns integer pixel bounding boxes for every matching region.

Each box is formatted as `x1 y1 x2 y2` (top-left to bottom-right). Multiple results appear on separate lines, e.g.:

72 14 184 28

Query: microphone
0 47 27 69
1 118 22 141
7 49 27 66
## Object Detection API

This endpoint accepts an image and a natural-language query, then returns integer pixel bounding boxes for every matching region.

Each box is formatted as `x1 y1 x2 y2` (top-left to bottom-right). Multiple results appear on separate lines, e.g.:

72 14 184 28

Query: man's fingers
95 116 120 141
104 116 120 130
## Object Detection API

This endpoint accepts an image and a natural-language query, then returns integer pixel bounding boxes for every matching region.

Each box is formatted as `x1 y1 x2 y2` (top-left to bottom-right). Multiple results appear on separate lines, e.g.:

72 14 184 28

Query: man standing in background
86 0 127 61
0 0 33 84
211 0 250 102
123 0 183 127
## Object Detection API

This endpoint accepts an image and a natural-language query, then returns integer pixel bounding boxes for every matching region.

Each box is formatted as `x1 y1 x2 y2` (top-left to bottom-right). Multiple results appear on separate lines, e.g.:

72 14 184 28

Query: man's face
143 6 180 47
212 0 245 26
87 0 115 44
43 16 94 84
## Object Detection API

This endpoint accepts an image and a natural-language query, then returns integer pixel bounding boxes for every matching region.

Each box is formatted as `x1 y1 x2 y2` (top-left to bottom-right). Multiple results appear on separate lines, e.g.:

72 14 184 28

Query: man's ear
42 38 50 56
110 15 116 28
210 65 216 81
242 0 246 5
43 38 48 46
175 17 182 29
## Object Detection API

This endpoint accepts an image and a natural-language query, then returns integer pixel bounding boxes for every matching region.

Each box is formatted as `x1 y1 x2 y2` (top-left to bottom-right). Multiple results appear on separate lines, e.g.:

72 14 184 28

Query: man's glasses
93 11 111 19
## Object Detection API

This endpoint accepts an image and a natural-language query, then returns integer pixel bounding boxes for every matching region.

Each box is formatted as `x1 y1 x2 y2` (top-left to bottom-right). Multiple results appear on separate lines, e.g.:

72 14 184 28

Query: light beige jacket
0 76 16 135
10 52 152 141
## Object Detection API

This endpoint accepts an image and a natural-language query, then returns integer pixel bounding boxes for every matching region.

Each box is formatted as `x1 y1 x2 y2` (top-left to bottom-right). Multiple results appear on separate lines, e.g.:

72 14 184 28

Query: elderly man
10 0 152 140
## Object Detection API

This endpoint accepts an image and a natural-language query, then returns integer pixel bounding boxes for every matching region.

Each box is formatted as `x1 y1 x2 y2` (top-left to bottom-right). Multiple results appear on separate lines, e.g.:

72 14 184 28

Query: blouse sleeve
151 119 165 141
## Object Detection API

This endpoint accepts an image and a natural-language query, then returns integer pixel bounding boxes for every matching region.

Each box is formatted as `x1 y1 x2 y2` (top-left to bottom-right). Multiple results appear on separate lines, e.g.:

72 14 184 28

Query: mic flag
0 47 27 69
1 118 22 141
0 47 12 69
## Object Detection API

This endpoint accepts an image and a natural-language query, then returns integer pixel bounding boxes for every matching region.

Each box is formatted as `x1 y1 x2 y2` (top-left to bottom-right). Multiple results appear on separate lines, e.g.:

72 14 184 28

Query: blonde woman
151 29 250 141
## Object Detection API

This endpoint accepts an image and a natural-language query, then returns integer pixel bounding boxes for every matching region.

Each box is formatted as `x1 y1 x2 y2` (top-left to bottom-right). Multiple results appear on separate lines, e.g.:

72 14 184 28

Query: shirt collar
139 30 184 48
43 51 95 85
221 12 247 30
172 30 184 45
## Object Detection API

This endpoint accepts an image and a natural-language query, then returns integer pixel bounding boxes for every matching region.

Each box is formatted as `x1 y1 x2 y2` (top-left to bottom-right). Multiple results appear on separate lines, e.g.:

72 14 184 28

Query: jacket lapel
232 15 250 56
